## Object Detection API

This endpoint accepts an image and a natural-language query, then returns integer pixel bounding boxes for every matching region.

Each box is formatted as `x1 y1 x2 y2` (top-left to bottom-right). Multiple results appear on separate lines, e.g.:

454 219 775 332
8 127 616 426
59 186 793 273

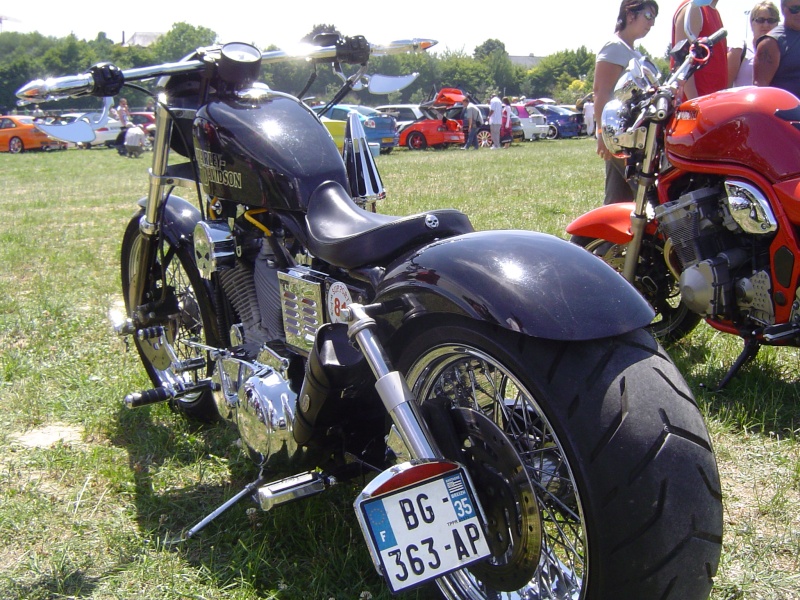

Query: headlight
600 99 627 157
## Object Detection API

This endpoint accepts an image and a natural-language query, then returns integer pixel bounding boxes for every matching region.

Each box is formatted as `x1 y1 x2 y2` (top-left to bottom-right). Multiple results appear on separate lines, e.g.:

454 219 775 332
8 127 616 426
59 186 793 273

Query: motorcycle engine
655 181 778 323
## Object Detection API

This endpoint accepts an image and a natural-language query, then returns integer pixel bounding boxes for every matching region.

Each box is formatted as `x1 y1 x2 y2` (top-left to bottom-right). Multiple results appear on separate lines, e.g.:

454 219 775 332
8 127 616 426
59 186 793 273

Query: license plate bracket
355 461 490 592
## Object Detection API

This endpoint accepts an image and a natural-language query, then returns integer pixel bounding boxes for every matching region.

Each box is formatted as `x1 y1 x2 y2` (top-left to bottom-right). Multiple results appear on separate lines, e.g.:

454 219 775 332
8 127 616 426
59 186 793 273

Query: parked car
442 105 491 147
558 105 588 135
0 115 68 153
374 104 423 129
59 112 124 147
320 116 346 151
377 104 464 150
476 104 525 146
509 103 550 140
129 112 156 134
534 104 583 139
312 104 398 153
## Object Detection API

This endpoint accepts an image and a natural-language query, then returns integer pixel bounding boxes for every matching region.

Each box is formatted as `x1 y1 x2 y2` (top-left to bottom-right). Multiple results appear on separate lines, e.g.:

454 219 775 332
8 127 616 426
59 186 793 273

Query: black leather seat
306 181 474 269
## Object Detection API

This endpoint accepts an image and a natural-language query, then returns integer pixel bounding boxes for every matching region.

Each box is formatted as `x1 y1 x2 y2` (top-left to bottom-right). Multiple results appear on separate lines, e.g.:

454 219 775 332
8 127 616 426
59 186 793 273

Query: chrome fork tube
129 94 175 312
622 121 660 283
345 304 439 460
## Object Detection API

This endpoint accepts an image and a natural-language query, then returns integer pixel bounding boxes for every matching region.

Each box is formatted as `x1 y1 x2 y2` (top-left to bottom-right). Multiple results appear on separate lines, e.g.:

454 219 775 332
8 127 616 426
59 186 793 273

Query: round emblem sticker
327 281 353 324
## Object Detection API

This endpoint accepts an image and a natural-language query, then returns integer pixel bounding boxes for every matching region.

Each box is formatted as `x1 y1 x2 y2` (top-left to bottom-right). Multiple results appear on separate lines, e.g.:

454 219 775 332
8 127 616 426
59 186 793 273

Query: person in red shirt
672 0 728 99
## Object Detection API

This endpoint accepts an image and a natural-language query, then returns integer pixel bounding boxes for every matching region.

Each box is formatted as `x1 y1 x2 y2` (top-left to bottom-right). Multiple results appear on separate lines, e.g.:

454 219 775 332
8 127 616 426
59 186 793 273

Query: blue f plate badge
355 461 491 593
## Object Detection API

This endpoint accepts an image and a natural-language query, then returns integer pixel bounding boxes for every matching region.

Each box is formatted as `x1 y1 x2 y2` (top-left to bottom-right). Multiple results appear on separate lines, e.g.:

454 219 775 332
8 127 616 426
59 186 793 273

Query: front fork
128 95 179 311
622 120 660 283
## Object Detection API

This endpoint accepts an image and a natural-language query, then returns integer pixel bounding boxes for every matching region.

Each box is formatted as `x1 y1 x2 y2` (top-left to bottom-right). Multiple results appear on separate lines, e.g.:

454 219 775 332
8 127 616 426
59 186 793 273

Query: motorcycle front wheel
398 320 722 599
572 235 701 343
120 212 222 421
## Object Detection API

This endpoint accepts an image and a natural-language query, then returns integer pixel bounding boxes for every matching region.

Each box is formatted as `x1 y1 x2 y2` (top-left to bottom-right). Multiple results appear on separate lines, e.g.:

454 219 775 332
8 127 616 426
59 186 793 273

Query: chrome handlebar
16 38 437 103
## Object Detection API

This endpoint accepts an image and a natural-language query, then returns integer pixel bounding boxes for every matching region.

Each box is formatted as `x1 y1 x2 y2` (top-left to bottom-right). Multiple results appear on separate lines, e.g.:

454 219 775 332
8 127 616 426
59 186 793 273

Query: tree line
0 22 665 114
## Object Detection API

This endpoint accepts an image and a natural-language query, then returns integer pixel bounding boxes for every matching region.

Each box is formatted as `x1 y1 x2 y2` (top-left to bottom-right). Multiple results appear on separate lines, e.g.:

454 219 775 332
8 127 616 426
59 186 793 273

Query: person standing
594 0 659 204
462 101 482 150
754 0 800 96
729 2 780 86
116 97 130 126
500 97 514 147
672 0 728 99
582 95 595 137
488 92 503 149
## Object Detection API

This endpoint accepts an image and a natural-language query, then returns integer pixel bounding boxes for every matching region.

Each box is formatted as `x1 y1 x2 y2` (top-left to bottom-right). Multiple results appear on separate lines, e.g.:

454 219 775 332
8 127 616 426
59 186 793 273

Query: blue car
312 104 399 153
536 104 583 139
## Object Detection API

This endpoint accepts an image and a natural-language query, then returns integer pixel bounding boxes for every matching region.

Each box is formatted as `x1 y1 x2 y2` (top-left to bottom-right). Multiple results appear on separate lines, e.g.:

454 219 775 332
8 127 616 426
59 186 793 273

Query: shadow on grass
103 401 414 599
668 336 800 437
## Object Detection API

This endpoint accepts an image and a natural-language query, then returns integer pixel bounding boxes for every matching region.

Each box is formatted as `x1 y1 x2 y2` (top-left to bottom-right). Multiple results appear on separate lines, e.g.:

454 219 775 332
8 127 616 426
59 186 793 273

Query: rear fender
136 196 201 248
375 230 654 341
566 202 636 244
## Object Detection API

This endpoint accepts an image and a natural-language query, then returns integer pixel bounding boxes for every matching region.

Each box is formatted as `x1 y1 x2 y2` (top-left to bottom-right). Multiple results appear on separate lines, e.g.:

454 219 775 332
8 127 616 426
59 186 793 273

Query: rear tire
120 212 222 421
9 137 23 153
546 125 559 140
397 320 722 599
406 131 427 150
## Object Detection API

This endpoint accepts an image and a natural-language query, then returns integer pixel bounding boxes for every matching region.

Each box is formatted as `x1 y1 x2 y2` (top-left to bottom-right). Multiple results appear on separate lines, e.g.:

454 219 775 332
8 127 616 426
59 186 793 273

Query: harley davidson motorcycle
567 21 800 389
18 35 722 598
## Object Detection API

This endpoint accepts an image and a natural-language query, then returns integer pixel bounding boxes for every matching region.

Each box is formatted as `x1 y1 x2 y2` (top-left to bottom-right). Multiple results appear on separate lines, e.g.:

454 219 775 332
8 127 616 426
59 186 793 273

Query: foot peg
258 472 328 510
169 471 329 543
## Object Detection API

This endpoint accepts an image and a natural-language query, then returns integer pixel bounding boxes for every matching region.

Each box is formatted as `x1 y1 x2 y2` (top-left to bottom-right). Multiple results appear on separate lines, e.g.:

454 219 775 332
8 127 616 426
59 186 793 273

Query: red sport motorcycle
567 28 800 388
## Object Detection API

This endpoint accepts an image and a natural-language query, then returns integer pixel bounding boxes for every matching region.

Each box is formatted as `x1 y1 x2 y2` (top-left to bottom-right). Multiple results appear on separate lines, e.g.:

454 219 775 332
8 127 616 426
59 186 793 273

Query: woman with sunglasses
728 2 780 87
754 0 800 96
594 0 658 204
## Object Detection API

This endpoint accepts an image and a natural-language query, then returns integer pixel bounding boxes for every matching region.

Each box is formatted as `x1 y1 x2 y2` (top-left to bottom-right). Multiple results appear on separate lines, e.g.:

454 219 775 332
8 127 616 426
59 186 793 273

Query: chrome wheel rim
406 344 587 599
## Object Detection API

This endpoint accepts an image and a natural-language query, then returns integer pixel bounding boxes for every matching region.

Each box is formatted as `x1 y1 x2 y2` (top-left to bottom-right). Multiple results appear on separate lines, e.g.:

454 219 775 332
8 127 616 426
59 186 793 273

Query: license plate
358 468 490 592
382 137 395 143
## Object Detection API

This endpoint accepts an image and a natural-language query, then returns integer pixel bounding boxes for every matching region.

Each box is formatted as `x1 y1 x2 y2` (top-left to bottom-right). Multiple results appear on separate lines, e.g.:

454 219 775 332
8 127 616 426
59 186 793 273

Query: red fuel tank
666 86 800 182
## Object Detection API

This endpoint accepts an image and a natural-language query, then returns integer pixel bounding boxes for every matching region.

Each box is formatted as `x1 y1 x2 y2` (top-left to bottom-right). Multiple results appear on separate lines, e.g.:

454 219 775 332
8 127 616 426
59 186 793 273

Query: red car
378 104 464 150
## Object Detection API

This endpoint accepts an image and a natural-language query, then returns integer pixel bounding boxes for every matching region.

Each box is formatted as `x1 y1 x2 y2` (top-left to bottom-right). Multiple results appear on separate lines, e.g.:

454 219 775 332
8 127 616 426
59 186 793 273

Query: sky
0 0 763 60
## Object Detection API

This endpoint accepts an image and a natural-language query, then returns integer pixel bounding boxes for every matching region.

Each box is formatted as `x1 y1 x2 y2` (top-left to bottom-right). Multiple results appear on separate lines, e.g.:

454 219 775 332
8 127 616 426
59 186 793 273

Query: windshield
352 106 381 117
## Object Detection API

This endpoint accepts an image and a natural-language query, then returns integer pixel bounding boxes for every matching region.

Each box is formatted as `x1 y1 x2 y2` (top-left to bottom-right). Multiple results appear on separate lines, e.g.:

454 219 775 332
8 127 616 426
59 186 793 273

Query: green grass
0 141 798 599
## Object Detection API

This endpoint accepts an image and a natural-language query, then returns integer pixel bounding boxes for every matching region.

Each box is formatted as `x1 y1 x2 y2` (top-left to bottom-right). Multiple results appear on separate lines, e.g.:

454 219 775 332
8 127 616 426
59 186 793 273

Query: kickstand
165 472 268 545
716 337 760 391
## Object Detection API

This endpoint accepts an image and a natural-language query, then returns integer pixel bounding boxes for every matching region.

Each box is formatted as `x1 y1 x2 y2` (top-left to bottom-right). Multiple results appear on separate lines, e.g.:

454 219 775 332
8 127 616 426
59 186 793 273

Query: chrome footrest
257 472 327 511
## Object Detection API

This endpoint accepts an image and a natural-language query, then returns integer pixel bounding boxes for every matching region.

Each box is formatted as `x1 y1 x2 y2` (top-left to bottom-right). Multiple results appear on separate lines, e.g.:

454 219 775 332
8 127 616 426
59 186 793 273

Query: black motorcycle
18 35 723 599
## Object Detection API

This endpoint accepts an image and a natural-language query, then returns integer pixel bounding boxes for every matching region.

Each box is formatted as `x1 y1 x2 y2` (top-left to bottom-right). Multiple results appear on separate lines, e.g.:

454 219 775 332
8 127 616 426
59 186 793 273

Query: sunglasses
753 16 779 23
639 10 657 21
789 5 800 14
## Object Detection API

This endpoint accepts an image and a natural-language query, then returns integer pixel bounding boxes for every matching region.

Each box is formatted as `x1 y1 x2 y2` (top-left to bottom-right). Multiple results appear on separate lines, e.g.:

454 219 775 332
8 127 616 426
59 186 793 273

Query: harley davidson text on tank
19 33 722 599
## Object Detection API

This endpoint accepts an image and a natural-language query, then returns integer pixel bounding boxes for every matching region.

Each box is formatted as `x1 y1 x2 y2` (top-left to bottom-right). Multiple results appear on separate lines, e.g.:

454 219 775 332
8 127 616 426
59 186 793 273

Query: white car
60 112 124 147
509 104 550 141
375 104 423 130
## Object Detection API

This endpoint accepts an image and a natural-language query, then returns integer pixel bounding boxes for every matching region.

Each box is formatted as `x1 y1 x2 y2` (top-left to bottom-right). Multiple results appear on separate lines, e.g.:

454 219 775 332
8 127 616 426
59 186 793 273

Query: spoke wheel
120 213 222 420
397 321 722 599
404 339 584 597
476 129 492 148
578 236 701 342
9 137 23 153
546 125 559 140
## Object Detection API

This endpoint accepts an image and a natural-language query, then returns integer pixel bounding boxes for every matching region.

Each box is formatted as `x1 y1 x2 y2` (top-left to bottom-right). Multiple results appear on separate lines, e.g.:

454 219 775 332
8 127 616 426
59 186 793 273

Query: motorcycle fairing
376 230 655 341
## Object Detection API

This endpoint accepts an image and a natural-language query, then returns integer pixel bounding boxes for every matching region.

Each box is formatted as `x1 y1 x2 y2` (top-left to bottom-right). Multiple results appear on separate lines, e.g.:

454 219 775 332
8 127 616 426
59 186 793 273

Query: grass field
0 140 798 599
